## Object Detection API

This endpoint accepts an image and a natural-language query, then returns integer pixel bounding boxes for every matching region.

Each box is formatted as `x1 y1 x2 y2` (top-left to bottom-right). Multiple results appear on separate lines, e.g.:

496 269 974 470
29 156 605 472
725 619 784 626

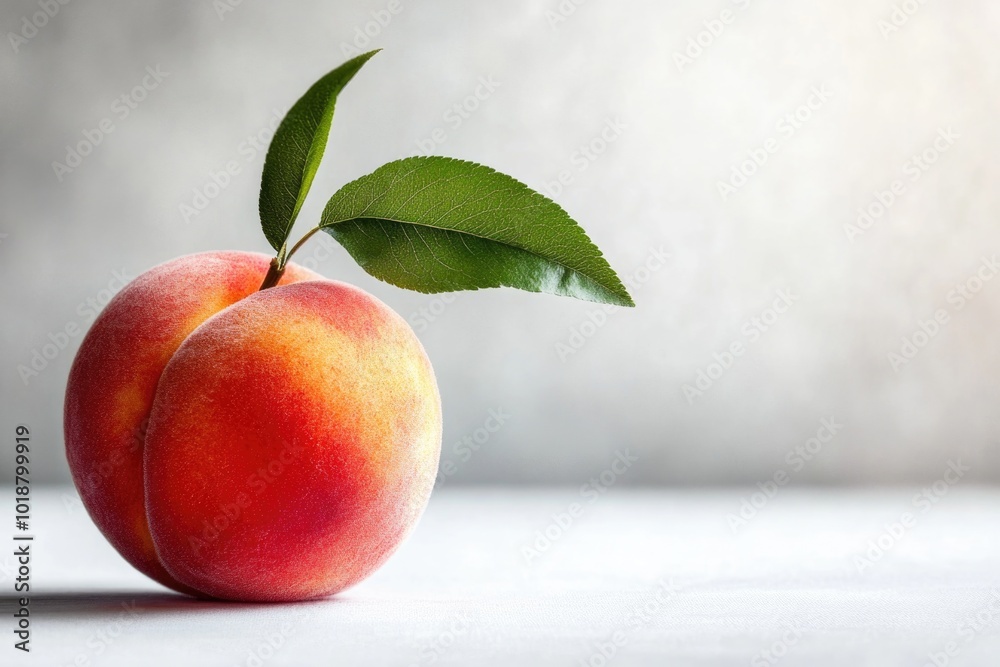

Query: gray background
2 0 998 485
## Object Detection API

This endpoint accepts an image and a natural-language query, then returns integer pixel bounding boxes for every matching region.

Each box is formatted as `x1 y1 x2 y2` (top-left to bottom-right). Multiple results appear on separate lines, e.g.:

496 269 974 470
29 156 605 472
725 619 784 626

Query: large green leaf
259 50 379 252
318 157 634 306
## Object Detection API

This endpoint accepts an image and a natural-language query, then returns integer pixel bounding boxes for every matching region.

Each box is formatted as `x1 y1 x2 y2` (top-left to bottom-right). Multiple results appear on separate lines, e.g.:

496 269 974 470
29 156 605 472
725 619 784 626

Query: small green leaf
318 156 634 307
259 50 380 253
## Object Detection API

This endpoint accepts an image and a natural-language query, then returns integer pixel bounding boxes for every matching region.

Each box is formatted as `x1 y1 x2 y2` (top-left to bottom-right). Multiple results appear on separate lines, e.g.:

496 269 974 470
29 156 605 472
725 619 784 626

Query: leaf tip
356 48 382 63
601 285 636 308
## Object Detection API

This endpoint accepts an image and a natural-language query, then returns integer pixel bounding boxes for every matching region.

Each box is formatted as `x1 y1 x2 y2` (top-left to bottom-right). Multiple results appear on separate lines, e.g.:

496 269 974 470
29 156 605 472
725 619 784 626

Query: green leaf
318 156 634 307
259 50 380 253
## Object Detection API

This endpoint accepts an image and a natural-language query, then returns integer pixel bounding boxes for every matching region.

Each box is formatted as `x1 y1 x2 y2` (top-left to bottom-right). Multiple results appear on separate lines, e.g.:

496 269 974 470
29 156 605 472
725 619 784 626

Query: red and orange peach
64 251 441 600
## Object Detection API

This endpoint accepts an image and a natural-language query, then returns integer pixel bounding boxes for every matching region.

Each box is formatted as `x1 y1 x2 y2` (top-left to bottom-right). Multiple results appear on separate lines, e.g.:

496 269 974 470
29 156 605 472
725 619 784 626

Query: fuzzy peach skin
64 251 324 594
143 280 442 601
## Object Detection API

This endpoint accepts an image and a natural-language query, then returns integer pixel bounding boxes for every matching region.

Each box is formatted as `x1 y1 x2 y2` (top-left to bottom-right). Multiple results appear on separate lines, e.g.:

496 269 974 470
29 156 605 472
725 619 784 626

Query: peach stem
258 257 284 291
259 227 324 291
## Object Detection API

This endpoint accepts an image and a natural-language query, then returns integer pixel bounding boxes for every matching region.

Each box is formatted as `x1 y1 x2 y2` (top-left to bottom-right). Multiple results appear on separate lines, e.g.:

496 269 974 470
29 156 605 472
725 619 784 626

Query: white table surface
2 486 1000 666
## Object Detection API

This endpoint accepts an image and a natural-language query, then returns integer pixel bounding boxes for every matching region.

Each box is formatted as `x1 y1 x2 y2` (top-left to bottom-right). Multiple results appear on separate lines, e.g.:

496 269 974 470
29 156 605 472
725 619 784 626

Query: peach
64 251 441 600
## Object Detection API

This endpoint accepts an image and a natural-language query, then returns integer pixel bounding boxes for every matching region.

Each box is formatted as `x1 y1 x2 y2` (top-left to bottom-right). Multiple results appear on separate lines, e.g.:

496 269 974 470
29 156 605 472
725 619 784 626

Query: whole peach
64 251 441 600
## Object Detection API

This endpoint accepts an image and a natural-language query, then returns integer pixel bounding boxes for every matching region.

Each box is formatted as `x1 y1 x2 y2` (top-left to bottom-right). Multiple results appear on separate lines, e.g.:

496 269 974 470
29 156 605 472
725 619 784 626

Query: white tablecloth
3 486 999 665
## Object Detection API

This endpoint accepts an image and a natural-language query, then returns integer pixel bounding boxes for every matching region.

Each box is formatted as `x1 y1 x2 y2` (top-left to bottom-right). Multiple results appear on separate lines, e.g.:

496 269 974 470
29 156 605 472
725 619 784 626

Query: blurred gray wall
2 0 999 485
